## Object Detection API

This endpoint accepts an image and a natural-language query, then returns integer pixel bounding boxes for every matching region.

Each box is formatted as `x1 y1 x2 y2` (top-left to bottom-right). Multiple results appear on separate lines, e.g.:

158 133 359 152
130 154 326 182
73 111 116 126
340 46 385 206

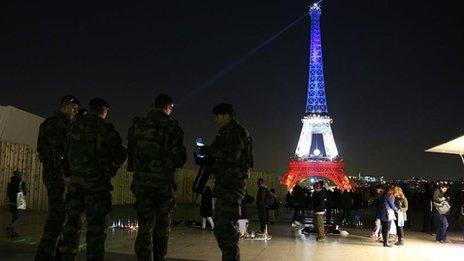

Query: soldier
61 98 127 261
127 94 186 261
35 95 79 261
209 103 253 261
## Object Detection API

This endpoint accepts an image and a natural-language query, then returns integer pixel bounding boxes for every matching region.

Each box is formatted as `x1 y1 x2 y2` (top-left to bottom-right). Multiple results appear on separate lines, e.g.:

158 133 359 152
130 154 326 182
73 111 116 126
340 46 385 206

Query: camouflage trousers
61 191 112 261
35 178 67 261
132 184 176 261
213 190 245 261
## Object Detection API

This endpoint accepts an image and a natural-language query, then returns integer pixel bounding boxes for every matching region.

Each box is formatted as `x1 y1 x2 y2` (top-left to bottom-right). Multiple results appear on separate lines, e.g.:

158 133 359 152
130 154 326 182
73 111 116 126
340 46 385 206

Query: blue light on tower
305 3 328 115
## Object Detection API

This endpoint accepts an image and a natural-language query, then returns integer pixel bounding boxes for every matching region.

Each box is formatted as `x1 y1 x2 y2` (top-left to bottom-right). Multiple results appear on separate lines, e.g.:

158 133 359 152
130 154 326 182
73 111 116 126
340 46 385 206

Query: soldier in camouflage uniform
127 94 186 261
35 95 80 261
61 98 127 261
209 103 253 261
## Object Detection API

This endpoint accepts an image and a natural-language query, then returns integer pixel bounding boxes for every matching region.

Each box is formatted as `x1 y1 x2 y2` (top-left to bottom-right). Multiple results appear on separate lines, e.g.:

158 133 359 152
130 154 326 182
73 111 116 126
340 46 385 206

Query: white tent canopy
0 105 44 150
426 135 464 165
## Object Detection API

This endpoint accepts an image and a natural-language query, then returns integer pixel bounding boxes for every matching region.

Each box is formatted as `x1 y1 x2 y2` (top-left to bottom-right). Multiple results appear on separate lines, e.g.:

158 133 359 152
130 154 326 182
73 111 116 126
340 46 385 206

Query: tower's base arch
280 159 353 191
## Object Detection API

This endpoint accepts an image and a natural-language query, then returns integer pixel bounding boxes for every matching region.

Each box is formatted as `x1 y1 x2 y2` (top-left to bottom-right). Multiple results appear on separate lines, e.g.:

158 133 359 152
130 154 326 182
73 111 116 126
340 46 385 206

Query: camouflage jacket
127 109 186 188
209 120 253 189
67 114 127 193
37 111 71 180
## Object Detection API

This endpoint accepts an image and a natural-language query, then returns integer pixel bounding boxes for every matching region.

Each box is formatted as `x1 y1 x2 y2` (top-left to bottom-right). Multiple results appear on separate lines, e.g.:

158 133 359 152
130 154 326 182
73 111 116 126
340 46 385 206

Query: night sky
2 1 463 179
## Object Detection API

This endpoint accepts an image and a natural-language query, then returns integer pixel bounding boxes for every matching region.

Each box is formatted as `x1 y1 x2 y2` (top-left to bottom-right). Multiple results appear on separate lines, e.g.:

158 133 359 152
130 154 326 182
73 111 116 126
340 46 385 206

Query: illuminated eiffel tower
280 3 352 191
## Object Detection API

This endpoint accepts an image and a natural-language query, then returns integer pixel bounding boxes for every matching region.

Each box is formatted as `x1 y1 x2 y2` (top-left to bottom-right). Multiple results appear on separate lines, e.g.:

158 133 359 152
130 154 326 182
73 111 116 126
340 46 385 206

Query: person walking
200 185 215 230
312 182 327 241
256 178 268 233
61 98 127 260
433 184 451 243
127 94 187 261
35 95 79 261
394 187 408 246
209 103 254 261
377 187 398 247
5 170 27 237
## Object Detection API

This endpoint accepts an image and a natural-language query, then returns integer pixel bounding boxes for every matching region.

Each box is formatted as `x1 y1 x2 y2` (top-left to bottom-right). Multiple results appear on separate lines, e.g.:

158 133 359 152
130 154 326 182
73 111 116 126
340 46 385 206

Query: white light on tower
313 148 321 156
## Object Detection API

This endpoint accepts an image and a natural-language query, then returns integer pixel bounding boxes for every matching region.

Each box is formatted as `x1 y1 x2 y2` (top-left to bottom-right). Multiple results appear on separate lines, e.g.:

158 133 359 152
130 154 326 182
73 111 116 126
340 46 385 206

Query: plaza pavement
0 205 462 260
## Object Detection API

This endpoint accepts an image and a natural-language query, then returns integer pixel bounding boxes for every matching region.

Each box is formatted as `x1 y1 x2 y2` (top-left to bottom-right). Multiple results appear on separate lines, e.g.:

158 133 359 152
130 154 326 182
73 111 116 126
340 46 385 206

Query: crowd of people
284 180 464 246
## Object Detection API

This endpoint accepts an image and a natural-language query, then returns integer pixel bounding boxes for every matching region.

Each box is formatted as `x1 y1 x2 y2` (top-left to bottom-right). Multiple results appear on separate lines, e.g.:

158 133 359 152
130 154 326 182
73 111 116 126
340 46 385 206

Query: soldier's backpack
68 118 106 176
130 117 168 172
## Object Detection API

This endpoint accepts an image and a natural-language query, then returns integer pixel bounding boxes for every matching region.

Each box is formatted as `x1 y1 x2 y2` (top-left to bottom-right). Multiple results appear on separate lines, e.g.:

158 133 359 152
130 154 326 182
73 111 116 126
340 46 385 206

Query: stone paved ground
1 206 463 260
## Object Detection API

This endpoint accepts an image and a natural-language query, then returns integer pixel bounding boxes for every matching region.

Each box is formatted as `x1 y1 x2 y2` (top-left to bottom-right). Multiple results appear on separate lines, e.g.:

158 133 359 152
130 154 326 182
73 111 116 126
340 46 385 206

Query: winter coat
432 188 450 214
312 189 326 213
292 185 306 208
395 197 409 221
200 186 213 217
377 194 398 221
7 176 27 205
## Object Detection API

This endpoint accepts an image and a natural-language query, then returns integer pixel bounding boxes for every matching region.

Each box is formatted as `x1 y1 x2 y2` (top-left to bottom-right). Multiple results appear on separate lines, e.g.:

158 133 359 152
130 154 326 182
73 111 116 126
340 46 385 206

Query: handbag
387 209 396 220
434 201 451 215
16 182 26 210
397 211 405 227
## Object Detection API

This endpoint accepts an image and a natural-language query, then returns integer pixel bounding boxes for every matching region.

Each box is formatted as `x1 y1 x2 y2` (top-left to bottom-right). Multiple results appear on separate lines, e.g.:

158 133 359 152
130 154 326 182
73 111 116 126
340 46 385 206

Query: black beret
155 94 174 109
60 95 80 106
89 98 110 111
212 103 233 115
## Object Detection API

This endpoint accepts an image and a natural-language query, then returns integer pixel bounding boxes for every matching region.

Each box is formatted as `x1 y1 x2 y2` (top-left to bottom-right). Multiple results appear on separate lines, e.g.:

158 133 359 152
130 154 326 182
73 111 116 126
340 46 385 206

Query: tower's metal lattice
281 3 353 191
305 4 328 115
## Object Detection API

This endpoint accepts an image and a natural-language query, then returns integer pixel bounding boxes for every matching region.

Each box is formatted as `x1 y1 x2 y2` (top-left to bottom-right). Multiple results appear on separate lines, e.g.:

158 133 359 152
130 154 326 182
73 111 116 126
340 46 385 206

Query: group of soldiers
33 94 253 261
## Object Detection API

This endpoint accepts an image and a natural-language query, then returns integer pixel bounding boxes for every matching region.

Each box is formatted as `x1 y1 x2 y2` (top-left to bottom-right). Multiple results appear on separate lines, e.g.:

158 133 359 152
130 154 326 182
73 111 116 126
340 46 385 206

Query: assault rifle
192 138 213 200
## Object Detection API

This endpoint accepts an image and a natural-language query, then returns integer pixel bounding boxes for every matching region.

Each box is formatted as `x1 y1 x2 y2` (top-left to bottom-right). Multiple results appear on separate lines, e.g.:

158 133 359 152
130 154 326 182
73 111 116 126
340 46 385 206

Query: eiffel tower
280 3 353 191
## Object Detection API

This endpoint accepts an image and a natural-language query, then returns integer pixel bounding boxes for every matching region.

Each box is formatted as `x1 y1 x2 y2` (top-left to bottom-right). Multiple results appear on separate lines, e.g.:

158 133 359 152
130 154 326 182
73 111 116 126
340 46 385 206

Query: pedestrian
371 185 384 242
61 98 127 260
201 185 215 230
332 187 343 227
376 187 398 247
267 188 278 225
285 191 293 211
238 192 254 238
209 103 253 261
127 94 187 260
341 189 352 226
291 184 306 226
5 170 27 237
35 95 79 261
433 183 451 243
422 182 435 233
394 187 408 246
312 181 326 241
256 178 268 233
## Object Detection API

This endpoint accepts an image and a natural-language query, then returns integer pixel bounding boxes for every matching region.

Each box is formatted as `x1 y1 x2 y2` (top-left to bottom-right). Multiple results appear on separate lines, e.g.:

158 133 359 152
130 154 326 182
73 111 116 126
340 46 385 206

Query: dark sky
1 0 463 179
